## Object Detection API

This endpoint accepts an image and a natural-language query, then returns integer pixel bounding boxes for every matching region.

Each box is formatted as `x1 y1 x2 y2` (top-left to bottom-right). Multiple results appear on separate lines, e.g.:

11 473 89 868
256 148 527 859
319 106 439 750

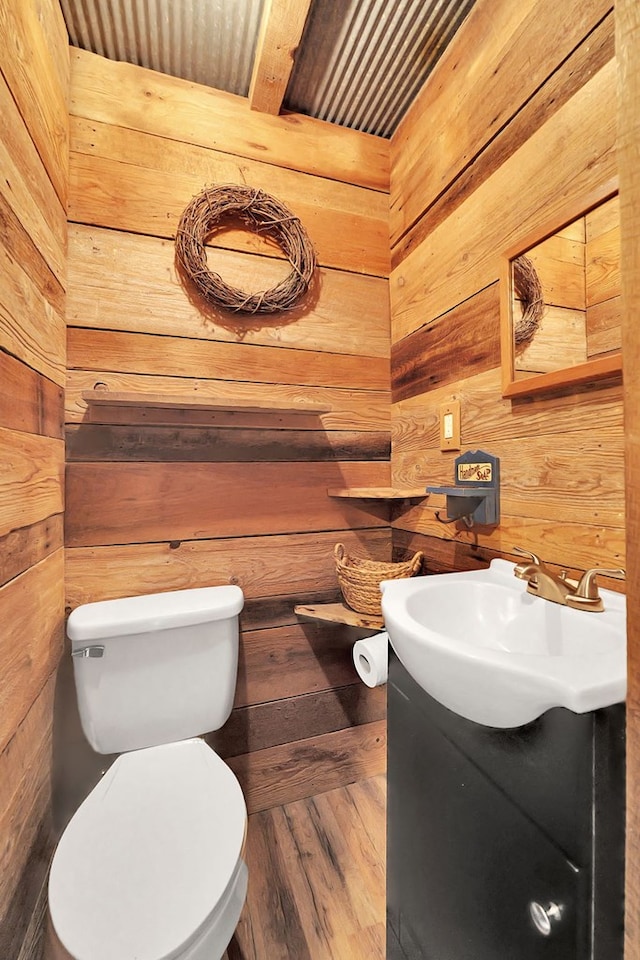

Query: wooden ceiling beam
248 0 313 115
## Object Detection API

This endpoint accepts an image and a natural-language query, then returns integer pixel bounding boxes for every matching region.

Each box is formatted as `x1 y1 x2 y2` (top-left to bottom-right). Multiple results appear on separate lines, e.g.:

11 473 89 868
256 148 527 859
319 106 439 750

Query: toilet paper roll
353 632 388 688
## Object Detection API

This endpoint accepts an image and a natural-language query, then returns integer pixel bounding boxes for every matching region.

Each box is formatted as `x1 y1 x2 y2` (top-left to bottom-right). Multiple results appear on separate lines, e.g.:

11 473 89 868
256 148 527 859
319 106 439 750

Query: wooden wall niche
0 1 68 957
389 0 623 583
65 49 390 815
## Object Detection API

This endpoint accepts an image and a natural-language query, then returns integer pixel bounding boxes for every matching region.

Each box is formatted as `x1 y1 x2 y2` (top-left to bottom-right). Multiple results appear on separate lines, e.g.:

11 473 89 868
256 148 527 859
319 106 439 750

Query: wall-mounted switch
443 413 454 439
439 400 461 451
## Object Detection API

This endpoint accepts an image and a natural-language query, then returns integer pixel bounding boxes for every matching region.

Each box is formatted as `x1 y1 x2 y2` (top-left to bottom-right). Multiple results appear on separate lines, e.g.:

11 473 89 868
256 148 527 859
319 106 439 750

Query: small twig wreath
513 254 544 345
175 184 317 315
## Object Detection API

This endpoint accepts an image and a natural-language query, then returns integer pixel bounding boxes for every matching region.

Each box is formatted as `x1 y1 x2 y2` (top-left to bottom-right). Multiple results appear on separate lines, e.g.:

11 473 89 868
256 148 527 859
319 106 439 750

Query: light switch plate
439 400 461 450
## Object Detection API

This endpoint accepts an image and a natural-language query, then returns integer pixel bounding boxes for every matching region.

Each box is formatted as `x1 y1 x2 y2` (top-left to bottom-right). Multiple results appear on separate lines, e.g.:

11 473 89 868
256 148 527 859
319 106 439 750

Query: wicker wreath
513 254 544 345
175 184 317 315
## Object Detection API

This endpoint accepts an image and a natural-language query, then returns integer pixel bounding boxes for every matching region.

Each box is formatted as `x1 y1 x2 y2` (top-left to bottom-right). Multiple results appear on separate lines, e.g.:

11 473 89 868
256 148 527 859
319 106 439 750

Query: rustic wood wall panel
65 423 390 463
585 196 621 358
0 238 65 386
393 368 623 451
394 433 623 526
391 12 614 273
0 430 64 537
66 461 390 547
211 685 385 761
69 48 390 191
0 551 64 753
0 516 64 590
390 2 623 587
235 623 385 712
392 528 624 598
617 0 640 953
66 224 390 358
0 0 68 951
0 2 68 207
0 73 66 289
0 352 63 439
0 679 55 960
65 372 390 432
0 679 54 896
390 0 613 247
67 328 388 391
114 421 380 460
66 51 390 812
68 120 389 277
0 192 65 320
391 284 501 402
391 61 616 345
65 528 391 609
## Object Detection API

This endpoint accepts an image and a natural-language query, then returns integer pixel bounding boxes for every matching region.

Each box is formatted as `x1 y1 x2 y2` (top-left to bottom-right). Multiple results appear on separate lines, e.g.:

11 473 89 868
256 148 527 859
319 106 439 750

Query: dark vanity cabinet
387 652 625 960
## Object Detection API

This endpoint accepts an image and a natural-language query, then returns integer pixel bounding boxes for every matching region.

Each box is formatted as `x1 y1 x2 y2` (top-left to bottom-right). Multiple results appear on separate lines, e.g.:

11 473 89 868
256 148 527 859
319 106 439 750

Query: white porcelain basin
380 559 626 728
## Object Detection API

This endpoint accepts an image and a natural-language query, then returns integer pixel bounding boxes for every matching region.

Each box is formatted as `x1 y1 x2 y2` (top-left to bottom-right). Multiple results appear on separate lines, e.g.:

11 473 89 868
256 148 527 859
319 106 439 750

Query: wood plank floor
225 774 386 960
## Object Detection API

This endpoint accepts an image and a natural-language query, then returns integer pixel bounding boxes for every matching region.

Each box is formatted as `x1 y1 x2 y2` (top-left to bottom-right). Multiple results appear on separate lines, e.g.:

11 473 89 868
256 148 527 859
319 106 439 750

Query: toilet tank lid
67 585 244 641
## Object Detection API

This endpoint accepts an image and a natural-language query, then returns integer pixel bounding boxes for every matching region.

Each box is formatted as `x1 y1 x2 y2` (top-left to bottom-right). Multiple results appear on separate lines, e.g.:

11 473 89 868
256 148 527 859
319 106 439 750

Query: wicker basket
334 543 424 616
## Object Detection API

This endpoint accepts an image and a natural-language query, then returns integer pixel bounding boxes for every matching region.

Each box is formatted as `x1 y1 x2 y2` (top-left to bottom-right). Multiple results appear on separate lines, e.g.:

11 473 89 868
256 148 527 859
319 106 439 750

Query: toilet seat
48 738 246 960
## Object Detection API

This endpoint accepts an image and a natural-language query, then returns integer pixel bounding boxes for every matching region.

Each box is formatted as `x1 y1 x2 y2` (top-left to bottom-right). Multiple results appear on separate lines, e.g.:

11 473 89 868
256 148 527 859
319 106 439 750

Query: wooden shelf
297 488 426 629
294 602 384 630
327 486 427 499
81 391 332 415
503 352 622 399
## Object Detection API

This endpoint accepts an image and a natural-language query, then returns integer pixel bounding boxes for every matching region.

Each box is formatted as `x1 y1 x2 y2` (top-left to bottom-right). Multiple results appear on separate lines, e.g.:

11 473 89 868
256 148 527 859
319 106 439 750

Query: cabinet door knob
529 901 564 936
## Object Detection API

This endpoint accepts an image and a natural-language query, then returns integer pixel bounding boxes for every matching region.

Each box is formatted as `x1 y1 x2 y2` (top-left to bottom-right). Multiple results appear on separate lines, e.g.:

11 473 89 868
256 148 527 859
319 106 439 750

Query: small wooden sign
457 461 493 483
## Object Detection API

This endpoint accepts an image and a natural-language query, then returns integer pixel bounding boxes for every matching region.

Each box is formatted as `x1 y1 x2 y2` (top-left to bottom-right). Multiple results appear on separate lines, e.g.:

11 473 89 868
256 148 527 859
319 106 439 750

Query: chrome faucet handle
512 546 543 566
574 567 626 600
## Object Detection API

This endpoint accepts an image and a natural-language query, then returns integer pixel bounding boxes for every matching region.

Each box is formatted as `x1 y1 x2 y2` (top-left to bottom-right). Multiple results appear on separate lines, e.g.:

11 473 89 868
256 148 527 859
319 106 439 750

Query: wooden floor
225 774 386 960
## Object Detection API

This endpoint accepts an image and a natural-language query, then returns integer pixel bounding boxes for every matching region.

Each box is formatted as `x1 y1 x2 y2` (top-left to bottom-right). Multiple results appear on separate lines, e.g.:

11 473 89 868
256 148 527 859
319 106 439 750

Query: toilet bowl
49 739 247 960
47 587 248 960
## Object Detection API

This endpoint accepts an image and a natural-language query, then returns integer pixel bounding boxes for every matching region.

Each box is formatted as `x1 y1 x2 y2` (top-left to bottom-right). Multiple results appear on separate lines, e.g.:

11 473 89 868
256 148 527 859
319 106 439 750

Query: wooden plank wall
617 1 640 955
389 0 624 586
586 196 621 358
0 0 68 956
65 49 390 812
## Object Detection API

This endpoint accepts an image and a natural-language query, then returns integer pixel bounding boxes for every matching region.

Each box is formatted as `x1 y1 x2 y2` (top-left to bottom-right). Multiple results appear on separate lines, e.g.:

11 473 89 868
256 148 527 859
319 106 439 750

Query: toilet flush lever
72 645 105 658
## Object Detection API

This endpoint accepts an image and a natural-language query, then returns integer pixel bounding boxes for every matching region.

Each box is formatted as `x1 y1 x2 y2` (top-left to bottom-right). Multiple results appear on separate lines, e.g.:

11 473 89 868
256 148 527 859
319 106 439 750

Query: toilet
48 586 247 960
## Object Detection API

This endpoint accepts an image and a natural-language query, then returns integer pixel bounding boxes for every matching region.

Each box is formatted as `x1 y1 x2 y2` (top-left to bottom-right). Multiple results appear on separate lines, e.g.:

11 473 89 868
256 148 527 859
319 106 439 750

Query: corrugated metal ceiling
60 0 266 95
60 0 476 138
285 0 476 138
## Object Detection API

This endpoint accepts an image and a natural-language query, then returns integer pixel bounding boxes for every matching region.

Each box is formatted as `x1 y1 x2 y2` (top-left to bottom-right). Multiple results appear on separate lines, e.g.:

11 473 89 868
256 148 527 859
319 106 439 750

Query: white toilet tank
67 586 244 754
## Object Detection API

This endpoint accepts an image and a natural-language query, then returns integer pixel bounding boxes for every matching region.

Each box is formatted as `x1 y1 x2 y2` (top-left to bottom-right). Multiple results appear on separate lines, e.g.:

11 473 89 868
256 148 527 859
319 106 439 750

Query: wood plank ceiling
60 0 476 137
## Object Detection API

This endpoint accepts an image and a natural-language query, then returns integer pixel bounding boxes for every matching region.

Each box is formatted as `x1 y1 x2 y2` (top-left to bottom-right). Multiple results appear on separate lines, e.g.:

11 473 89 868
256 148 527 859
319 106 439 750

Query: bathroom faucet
512 547 625 612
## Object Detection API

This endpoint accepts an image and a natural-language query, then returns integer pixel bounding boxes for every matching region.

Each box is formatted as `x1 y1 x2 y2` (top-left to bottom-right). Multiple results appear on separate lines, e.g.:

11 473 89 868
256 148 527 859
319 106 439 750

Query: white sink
380 559 626 728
